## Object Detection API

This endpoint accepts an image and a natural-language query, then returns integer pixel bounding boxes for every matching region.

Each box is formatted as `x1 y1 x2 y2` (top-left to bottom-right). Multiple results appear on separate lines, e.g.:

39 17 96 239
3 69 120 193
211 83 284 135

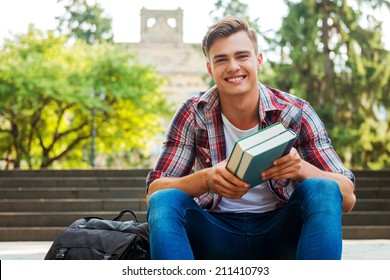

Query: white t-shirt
212 114 280 213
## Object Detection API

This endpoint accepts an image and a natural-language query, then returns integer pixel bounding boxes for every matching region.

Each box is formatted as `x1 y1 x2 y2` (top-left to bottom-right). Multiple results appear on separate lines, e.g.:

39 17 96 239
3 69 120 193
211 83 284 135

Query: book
226 122 297 188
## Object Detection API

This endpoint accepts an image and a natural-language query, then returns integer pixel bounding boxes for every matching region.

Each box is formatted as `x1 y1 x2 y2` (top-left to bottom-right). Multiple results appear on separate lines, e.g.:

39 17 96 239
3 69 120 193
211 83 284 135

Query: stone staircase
0 169 389 241
342 170 390 239
0 170 149 241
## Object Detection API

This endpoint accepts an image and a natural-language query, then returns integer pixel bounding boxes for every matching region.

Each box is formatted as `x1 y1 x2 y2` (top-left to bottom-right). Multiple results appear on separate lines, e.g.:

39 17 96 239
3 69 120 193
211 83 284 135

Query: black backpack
44 210 150 260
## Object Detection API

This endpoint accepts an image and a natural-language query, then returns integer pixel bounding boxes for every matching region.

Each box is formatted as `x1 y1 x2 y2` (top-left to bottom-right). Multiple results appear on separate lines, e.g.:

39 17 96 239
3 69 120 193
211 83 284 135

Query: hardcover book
226 122 297 187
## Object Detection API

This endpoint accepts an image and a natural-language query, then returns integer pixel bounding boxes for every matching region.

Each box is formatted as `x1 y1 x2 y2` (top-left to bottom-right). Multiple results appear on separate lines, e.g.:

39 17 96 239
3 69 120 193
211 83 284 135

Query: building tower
126 8 209 105
140 7 184 44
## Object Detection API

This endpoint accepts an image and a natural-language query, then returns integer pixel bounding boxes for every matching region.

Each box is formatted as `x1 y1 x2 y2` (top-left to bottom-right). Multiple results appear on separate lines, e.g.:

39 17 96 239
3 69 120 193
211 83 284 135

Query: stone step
352 199 390 211
0 211 148 227
352 170 390 177
1 210 386 227
355 187 390 199
0 177 146 188
1 169 385 178
342 211 390 226
0 187 147 199
1 225 389 242
0 198 148 212
1 176 388 188
354 177 390 188
0 227 66 242
2 198 389 212
0 169 151 178
342 225 390 239
1 187 388 199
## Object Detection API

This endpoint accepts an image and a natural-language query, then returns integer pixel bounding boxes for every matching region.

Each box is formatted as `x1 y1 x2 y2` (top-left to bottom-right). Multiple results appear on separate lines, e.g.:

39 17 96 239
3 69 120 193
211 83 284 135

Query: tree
56 0 114 44
209 0 260 32
265 0 390 169
0 27 170 169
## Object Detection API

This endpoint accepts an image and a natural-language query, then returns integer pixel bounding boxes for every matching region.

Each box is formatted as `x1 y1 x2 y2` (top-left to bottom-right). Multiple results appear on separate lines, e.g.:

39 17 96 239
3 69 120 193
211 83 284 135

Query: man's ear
206 61 214 78
257 53 263 70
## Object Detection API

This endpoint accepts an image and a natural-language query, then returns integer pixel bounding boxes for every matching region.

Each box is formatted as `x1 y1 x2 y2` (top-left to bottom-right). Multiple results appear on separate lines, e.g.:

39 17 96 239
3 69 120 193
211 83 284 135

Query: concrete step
353 199 390 211
2 224 389 242
0 177 146 188
355 187 390 199
0 198 147 212
342 211 390 226
352 170 390 177
1 211 386 227
2 198 388 213
8 176 388 188
0 187 146 199
1 169 385 178
0 186 388 199
0 169 151 177
0 227 65 242
354 177 390 188
342 225 390 239
0 211 147 227
0 212 146 242
1 187 388 200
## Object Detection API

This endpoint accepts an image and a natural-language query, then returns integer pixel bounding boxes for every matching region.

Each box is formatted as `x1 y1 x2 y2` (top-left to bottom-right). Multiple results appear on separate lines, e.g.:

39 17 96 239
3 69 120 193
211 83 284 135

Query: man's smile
225 75 247 83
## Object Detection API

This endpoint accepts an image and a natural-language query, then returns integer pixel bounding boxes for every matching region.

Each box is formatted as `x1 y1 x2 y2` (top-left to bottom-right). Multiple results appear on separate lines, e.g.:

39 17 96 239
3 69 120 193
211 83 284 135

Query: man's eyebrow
212 54 228 61
235 50 251 55
212 50 252 61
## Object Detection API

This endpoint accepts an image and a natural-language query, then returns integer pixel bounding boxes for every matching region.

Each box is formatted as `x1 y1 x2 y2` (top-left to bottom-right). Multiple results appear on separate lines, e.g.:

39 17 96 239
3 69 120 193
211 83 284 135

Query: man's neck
220 93 260 130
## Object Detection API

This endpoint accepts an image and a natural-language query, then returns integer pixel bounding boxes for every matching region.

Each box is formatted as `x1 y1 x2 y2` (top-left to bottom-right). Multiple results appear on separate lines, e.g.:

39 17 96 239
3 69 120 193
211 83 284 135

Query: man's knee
147 188 195 220
148 188 191 207
294 178 342 209
299 178 340 195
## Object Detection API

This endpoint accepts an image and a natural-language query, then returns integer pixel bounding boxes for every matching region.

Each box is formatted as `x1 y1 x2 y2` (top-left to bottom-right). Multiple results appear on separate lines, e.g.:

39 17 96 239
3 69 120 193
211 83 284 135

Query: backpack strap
113 210 138 222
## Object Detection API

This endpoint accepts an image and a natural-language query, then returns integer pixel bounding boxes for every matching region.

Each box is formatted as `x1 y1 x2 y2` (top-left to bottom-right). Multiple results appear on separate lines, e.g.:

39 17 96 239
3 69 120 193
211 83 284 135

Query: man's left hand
261 147 305 182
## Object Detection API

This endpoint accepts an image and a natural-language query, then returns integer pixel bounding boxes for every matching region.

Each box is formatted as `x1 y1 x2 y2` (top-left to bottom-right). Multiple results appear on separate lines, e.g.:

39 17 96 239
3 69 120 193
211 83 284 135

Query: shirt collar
258 82 285 122
197 82 285 116
197 85 219 111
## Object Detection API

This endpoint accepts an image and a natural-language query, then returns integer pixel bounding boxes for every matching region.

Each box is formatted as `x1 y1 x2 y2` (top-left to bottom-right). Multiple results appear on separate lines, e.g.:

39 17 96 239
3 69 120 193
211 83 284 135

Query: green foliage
265 0 390 169
0 27 171 169
209 0 260 33
56 0 114 44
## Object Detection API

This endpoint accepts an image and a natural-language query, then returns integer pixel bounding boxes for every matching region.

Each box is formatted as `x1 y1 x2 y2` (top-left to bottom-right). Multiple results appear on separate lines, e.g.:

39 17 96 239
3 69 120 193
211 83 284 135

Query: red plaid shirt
147 83 355 210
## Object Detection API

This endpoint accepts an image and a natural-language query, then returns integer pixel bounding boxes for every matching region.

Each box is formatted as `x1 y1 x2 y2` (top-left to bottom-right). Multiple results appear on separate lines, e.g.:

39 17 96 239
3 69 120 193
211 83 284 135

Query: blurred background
1 0 389 170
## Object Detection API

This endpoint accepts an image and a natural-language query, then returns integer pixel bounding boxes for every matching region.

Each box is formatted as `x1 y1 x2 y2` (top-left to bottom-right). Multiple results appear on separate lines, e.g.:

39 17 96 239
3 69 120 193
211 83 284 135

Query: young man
146 16 356 260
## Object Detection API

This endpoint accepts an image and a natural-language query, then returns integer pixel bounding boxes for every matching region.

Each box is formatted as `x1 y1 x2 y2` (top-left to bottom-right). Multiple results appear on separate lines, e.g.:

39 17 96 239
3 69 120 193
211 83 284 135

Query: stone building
123 8 210 105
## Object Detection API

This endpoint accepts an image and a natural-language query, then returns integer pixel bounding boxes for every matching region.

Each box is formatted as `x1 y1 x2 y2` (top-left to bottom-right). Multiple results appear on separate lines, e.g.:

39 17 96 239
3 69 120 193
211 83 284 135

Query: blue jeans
147 178 343 260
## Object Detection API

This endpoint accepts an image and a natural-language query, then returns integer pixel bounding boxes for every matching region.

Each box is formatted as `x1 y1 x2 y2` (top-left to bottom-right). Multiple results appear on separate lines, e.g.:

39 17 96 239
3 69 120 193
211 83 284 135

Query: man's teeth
227 77 244 82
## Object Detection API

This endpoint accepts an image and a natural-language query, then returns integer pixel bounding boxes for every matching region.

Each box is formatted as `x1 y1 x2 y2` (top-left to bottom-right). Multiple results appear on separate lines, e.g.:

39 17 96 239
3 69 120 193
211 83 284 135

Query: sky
0 0 287 44
0 0 389 47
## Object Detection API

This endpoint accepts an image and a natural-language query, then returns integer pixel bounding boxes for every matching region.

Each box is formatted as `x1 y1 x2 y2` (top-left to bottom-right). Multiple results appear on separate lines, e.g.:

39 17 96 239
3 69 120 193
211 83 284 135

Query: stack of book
226 122 297 187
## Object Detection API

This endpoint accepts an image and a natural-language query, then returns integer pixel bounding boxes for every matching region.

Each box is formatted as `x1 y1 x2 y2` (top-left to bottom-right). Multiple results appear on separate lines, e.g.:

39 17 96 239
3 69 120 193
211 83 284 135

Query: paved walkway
1 240 390 260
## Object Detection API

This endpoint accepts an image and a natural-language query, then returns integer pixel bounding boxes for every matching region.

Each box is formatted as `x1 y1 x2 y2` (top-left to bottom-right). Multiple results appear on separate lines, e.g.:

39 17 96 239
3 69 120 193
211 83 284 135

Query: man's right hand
205 159 250 198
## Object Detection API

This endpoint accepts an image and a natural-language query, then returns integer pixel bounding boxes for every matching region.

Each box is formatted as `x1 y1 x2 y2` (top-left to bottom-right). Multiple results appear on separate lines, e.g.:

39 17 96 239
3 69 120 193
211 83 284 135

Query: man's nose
227 59 240 72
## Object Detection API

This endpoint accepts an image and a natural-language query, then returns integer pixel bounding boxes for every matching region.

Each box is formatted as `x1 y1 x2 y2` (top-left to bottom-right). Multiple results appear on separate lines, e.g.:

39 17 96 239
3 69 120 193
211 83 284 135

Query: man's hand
206 159 250 198
261 147 305 182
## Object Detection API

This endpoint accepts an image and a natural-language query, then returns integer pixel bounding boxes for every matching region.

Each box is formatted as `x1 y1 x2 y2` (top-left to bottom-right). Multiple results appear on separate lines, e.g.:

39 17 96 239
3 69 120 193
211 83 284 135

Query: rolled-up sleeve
298 102 355 184
146 101 196 190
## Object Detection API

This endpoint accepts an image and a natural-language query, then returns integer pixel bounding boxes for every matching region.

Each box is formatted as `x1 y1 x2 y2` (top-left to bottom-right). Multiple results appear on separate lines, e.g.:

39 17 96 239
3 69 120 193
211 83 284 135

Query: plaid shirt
147 83 355 210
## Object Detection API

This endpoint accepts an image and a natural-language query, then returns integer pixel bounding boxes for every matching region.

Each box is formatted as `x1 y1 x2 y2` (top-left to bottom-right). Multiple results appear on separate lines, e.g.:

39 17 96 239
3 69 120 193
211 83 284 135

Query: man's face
206 31 262 98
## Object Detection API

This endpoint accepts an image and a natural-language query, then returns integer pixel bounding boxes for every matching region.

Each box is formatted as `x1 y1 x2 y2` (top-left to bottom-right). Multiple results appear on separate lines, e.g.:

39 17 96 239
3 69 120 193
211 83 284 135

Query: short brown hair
201 16 258 59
